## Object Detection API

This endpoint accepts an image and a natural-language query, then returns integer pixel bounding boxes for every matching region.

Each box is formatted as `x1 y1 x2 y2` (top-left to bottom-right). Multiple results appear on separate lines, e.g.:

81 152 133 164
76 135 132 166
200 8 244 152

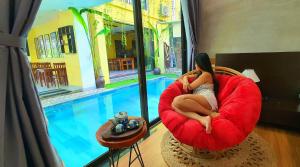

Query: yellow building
27 0 181 90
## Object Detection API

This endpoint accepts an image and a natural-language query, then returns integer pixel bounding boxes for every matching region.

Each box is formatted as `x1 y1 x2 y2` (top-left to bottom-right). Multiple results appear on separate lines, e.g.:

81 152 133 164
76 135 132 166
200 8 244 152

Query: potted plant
69 7 112 88
92 53 105 88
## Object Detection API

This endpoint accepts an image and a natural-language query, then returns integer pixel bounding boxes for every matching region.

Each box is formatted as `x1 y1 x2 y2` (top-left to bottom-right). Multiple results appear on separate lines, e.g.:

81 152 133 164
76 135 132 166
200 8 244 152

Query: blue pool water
44 77 174 167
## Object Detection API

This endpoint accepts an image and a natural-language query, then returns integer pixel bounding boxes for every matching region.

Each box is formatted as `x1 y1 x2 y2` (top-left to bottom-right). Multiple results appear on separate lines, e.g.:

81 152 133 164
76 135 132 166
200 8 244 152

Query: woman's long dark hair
194 53 219 96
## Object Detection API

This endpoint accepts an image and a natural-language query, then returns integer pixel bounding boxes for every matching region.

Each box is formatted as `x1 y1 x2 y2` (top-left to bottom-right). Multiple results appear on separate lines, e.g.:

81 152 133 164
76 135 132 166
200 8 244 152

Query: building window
121 0 148 10
141 0 148 10
121 0 132 4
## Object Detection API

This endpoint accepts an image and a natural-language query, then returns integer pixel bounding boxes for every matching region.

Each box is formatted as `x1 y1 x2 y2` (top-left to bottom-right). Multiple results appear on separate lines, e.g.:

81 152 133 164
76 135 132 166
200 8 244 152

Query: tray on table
101 118 145 141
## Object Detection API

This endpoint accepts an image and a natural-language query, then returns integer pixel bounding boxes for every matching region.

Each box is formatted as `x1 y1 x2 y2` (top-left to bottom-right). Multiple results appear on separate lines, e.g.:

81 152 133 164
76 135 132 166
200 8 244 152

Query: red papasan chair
159 66 262 151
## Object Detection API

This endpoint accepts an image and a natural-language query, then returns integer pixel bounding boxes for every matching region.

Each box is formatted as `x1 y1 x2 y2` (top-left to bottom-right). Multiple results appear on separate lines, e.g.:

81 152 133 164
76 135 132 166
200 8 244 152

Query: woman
172 53 219 134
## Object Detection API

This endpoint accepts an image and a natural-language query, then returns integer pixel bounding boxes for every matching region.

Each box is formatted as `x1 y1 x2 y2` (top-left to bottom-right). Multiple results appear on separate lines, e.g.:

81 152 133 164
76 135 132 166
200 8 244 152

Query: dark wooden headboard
216 52 300 99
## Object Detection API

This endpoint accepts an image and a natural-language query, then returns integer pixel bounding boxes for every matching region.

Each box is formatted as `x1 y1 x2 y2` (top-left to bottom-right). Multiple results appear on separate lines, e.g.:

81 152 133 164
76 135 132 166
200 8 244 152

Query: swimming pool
44 77 174 167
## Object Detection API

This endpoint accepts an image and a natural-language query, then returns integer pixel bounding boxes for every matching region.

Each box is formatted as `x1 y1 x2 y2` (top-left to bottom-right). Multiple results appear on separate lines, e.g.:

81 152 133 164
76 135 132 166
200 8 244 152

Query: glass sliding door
26 0 182 166
27 0 144 166
141 0 183 122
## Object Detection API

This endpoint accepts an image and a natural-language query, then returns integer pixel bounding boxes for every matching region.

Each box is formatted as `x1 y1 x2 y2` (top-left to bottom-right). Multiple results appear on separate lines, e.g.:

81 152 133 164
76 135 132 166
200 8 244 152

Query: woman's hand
177 76 191 93
183 82 189 93
182 77 189 93
178 78 184 84
178 79 188 92
183 76 188 83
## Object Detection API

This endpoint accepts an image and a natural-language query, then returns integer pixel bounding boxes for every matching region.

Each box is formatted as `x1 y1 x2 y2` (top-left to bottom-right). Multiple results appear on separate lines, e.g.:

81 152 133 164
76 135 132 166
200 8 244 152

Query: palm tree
69 7 111 87
147 21 169 74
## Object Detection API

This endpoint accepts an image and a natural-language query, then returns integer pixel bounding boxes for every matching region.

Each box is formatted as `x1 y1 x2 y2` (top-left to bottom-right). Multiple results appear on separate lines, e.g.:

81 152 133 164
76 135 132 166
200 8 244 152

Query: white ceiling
33 0 111 26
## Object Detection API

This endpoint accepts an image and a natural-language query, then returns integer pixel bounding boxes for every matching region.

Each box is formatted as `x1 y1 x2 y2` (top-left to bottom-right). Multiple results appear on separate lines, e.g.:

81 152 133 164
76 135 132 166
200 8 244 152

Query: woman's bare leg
173 94 219 117
172 94 220 133
172 104 212 133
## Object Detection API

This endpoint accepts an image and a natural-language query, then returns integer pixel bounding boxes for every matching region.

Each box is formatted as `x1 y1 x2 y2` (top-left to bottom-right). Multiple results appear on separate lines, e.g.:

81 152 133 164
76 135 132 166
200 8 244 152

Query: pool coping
41 77 173 108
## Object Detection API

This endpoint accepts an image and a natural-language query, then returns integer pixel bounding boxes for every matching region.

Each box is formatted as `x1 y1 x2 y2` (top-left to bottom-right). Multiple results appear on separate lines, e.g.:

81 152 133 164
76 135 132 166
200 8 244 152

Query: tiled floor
110 71 153 83
36 83 81 94
109 69 138 79
35 82 82 99
109 68 181 83
39 71 140 106
41 87 106 108
40 68 181 107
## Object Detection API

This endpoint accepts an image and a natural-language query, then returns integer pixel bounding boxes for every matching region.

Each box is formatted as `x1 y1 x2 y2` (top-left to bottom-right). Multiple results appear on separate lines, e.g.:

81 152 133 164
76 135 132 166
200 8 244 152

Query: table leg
128 145 133 166
116 149 120 167
119 61 123 71
109 149 121 167
109 149 114 167
38 72 43 87
128 143 145 167
135 143 145 167
109 148 115 167
131 59 134 70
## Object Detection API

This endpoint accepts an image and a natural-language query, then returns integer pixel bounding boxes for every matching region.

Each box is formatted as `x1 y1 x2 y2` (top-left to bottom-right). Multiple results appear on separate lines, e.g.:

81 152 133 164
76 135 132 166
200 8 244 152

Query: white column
73 13 96 90
158 24 170 74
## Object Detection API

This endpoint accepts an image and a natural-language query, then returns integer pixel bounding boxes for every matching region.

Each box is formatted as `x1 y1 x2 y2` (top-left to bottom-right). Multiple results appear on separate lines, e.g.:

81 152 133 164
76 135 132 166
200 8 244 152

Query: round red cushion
158 74 262 150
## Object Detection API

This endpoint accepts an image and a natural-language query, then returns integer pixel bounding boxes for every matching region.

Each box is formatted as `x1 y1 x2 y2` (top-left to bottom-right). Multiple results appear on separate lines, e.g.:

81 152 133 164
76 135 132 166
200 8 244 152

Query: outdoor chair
30 62 39 82
53 62 69 86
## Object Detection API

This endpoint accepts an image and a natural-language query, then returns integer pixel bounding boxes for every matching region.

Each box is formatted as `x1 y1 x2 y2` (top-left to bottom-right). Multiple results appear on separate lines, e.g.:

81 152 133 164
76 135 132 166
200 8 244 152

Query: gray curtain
181 0 201 71
0 0 61 166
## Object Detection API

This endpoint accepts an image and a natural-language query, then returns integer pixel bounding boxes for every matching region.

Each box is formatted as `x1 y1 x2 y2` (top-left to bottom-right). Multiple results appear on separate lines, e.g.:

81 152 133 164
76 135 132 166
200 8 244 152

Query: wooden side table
96 117 147 167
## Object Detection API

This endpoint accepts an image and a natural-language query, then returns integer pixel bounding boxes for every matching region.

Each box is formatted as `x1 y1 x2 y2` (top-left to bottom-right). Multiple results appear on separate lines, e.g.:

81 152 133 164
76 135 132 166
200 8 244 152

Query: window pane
141 0 182 122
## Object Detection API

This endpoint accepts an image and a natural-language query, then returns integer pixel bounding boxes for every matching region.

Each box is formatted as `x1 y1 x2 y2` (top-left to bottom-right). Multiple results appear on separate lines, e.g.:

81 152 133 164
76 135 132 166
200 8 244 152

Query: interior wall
199 0 300 58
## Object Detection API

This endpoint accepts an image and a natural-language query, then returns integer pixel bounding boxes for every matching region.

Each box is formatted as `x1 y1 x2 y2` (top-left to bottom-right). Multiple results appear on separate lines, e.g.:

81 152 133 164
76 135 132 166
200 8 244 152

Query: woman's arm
176 71 201 93
177 71 200 81
185 72 212 90
176 76 190 93
186 73 198 78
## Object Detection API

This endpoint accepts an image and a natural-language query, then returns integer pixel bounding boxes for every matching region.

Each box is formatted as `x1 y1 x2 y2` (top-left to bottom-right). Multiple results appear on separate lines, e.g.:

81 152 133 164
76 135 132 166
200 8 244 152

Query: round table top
96 117 147 149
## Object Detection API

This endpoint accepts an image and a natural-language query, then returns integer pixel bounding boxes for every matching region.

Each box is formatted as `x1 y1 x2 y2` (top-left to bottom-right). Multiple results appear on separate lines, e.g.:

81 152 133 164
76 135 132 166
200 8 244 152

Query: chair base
161 131 277 167
173 135 232 160
179 142 223 159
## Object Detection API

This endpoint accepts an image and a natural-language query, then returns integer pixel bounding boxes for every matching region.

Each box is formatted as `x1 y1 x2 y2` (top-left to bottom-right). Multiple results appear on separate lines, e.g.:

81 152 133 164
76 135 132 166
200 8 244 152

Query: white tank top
193 83 218 110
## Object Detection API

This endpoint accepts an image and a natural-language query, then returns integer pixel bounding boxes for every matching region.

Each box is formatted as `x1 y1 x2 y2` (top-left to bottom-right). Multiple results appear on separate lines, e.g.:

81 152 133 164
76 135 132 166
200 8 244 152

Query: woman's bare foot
205 116 212 134
198 116 212 134
210 111 220 118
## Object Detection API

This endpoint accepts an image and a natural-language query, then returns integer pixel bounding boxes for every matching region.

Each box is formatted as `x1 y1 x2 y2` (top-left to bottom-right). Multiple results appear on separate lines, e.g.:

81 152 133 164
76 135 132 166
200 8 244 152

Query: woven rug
161 131 277 167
